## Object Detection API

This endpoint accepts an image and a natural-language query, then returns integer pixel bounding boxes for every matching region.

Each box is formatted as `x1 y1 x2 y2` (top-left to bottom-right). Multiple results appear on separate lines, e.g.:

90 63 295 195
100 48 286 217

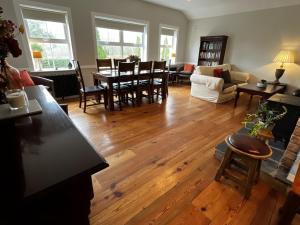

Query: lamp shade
32 51 42 59
171 52 176 58
273 50 294 64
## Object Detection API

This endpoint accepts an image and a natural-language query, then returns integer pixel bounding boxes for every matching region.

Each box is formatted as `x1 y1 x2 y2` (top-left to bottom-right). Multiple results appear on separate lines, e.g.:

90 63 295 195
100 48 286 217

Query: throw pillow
213 68 223 78
221 70 232 83
20 70 35 87
183 64 194 73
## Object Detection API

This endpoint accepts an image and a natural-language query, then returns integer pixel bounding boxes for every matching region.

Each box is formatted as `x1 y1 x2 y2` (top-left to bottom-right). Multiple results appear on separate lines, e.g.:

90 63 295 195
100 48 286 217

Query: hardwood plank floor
64 86 299 225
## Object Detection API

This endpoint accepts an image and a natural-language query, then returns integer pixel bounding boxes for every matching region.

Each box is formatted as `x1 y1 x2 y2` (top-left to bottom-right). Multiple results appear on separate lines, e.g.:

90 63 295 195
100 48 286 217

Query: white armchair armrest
190 74 224 92
230 71 250 82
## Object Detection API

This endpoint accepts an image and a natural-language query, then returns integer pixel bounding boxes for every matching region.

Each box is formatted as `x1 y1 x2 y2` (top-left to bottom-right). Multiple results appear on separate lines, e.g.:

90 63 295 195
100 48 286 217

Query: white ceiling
143 0 300 19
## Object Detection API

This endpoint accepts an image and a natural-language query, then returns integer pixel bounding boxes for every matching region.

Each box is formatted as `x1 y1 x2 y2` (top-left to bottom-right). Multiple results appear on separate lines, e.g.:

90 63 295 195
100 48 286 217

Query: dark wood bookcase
198 35 228 66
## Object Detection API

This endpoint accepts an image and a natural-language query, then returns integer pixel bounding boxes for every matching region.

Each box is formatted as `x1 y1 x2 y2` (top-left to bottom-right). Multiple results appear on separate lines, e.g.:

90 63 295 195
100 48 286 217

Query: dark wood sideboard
0 85 108 225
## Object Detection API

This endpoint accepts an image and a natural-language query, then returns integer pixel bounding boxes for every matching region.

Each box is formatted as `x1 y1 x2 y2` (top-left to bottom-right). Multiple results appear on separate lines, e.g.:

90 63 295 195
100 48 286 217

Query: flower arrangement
242 102 287 136
0 7 24 59
0 6 24 93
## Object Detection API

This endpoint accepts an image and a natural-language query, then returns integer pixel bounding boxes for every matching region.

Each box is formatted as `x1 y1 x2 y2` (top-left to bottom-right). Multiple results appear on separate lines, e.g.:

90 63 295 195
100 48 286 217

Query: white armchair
190 64 250 103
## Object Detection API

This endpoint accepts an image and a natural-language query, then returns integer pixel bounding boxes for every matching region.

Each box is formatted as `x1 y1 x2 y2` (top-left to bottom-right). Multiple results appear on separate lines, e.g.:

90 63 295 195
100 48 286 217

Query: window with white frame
21 7 74 70
159 27 177 62
94 17 146 61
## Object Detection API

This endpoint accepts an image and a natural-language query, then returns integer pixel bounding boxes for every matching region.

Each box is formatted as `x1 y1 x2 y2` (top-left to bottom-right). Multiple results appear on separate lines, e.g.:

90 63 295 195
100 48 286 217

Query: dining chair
94 58 112 86
135 61 152 105
114 62 135 110
96 58 112 72
113 58 127 70
152 61 167 102
73 60 108 113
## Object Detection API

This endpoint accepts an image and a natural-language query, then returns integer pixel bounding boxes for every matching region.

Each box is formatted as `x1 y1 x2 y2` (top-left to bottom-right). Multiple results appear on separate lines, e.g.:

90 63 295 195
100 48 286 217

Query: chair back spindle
73 60 86 92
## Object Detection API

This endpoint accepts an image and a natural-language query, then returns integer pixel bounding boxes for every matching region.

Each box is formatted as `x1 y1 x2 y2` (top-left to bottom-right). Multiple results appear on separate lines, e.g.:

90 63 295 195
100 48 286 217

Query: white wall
2 0 188 85
185 5 300 92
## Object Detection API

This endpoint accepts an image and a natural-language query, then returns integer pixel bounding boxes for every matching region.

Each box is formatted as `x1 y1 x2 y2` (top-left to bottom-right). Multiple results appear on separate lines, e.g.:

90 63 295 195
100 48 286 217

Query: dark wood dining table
93 69 169 111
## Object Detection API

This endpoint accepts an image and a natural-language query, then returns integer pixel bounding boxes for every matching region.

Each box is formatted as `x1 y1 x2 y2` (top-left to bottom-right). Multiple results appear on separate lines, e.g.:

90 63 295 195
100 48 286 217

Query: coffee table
234 83 286 107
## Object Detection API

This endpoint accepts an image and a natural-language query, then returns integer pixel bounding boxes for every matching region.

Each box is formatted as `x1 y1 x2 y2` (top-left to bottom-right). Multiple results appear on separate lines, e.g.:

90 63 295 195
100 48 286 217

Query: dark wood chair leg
244 160 257 199
215 148 233 181
104 92 108 109
131 90 135 107
147 87 151 104
254 160 261 184
79 93 82 108
83 95 87 113
118 91 122 111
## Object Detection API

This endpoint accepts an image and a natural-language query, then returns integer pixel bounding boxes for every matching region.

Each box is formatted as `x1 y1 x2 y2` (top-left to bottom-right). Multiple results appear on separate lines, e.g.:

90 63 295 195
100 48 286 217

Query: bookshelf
197 35 228 66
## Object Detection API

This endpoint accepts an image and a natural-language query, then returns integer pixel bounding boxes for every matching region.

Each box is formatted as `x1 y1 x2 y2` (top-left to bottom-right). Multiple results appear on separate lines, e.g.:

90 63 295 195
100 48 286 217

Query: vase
0 58 23 104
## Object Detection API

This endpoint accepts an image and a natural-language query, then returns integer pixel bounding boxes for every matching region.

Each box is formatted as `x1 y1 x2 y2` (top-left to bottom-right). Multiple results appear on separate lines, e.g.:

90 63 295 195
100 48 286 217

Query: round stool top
226 134 272 159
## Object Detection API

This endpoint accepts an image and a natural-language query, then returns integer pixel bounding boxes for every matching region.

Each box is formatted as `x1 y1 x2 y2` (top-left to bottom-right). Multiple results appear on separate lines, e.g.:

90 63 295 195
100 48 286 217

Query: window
159 26 178 62
21 7 74 71
94 17 146 60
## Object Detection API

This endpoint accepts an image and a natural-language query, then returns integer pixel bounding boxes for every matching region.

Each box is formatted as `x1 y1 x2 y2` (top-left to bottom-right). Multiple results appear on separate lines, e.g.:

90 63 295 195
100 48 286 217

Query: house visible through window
21 7 73 70
159 27 177 61
94 17 146 60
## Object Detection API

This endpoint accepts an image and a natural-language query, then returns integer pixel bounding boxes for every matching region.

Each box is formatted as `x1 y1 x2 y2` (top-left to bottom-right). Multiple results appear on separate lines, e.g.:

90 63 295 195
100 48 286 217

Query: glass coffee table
234 83 286 107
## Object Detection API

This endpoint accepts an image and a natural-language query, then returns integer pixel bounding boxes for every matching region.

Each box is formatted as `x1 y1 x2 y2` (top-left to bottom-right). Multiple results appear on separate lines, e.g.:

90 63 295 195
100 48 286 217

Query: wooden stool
215 134 272 199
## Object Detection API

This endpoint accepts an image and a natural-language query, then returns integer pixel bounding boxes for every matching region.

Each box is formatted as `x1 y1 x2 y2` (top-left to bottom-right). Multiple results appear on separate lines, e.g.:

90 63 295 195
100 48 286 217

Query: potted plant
242 102 287 137
126 55 140 64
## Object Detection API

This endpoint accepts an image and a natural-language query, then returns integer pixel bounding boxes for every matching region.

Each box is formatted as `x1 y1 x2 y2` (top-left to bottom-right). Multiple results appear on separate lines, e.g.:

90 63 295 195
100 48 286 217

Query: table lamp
32 51 42 71
273 50 294 84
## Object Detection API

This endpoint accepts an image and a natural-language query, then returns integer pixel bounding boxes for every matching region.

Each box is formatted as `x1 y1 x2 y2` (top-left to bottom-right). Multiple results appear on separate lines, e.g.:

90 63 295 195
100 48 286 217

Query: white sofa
190 64 250 103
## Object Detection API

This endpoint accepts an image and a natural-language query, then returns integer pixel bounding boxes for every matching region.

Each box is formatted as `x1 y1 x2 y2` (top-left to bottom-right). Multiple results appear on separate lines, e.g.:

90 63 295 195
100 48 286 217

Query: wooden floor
65 86 300 225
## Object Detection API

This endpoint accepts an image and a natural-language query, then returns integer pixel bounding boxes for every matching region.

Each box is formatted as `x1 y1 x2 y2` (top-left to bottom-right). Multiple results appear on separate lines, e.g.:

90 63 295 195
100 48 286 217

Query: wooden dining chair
152 61 167 102
96 59 112 72
135 61 152 105
94 59 112 86
113 62 135 110
113 58 127 70
73 60 108 113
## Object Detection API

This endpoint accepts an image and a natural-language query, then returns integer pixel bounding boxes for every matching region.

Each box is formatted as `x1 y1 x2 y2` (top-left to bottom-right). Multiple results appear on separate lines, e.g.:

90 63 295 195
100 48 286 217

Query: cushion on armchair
213 68 223 78
221 70 232 83
20 70 35 86
183 64 194 73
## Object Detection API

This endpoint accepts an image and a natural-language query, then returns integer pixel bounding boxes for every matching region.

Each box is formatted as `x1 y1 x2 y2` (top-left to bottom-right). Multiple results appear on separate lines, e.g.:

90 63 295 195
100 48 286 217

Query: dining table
93 69 169 111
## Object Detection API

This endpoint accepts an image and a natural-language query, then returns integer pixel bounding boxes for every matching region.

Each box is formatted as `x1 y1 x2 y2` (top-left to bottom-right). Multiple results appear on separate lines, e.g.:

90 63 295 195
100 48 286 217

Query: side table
234 83 287 107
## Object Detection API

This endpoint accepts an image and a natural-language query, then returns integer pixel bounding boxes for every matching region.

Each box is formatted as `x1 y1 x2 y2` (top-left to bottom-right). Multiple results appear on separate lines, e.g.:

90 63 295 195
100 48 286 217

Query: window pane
96 28 120 42
97 45 122 59
26 19 66 39
160 35 173 46
123 46 142 58
123 31 143 45
30 42 70 70
50 43 70 59
160 47 172 60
